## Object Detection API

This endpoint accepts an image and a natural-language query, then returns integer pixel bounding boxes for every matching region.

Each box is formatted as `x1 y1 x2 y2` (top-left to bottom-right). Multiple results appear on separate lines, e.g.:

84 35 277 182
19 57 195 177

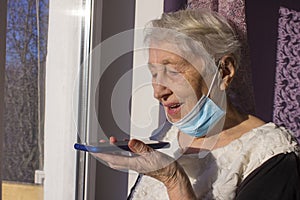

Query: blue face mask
167 68 225 138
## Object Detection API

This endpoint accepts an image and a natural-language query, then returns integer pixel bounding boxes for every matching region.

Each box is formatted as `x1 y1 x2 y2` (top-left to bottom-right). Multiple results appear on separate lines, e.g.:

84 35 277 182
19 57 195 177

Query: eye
166 69 179 76
166 65 181 76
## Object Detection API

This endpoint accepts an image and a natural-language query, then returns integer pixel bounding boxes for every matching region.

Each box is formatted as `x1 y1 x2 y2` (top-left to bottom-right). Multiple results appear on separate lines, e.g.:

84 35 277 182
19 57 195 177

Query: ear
218 55 236 90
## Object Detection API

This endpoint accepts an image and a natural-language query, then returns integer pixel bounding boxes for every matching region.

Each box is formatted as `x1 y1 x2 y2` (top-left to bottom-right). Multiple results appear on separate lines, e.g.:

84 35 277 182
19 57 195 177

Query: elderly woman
95 10 300 200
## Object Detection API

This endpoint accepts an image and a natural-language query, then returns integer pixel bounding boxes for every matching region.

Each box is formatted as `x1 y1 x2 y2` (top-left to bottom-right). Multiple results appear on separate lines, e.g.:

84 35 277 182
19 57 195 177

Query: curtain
273 6 300 142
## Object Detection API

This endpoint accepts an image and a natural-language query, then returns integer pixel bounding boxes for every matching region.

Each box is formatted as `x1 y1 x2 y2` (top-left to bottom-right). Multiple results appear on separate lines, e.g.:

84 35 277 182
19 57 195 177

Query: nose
152 82 172 101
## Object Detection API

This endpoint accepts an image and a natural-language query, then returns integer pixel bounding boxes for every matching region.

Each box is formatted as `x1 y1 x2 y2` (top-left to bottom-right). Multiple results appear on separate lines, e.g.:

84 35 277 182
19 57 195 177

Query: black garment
236 152 300 200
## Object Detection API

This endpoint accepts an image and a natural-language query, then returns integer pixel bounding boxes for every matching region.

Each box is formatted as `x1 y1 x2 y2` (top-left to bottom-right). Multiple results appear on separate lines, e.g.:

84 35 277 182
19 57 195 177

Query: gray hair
144 9 241 74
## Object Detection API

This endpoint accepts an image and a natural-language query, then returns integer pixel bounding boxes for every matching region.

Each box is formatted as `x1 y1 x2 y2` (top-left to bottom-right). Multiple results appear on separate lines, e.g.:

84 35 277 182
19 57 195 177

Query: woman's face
148 43 208 122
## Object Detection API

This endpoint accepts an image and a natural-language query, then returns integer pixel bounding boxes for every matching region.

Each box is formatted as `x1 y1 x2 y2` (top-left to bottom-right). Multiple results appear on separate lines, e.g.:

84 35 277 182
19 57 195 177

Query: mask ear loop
206 61 222 97
199 61 226 157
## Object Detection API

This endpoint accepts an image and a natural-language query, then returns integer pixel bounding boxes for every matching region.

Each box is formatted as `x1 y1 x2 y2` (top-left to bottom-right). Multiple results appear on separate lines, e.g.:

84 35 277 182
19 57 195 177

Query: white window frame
44 0 87 199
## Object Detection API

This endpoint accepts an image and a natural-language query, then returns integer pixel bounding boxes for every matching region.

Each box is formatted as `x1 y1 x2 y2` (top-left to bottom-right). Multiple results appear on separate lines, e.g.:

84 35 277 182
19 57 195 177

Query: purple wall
164 0 187 12
246 0 300 124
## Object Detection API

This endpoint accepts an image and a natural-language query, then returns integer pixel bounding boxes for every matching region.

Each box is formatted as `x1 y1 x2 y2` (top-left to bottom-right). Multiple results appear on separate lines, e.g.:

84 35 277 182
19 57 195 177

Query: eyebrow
147 63 187 74
148 57 187 66
147 63 160 73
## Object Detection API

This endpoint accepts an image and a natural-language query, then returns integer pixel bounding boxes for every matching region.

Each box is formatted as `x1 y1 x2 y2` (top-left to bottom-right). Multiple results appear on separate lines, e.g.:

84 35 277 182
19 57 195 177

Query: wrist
164 163 197 200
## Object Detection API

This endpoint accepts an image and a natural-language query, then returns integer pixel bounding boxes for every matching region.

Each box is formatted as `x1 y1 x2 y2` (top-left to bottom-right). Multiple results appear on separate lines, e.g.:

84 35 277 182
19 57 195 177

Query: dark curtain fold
164 0 187 12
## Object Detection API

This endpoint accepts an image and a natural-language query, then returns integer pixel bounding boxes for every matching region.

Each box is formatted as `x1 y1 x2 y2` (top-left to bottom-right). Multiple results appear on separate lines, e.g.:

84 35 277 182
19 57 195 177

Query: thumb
128 139 153 154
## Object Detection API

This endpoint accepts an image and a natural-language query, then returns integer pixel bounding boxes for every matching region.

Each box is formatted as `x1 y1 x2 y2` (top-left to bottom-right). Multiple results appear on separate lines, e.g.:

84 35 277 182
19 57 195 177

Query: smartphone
74 140 170 153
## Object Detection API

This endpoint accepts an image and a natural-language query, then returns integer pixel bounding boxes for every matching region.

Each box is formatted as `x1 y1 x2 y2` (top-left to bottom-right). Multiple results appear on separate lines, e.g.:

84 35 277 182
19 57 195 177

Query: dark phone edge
74 141 170 153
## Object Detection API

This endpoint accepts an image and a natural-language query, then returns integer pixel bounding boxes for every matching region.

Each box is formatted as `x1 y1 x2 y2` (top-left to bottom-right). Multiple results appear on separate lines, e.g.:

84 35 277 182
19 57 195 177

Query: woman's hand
92 138 197 200
93 139 177 183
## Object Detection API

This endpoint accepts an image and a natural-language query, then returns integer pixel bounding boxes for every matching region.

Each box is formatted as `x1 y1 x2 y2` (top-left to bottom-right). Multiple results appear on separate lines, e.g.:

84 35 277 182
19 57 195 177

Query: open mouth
169 103 181 109
166 103 182 116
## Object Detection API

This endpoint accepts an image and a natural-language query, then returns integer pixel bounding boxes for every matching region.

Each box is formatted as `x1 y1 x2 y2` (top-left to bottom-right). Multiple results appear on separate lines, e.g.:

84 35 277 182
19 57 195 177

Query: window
1 0 163 199
2 0 48 199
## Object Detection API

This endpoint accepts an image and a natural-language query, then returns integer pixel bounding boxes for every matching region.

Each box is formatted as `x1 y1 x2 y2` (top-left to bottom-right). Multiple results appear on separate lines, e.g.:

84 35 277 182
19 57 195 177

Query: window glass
3 0 49 199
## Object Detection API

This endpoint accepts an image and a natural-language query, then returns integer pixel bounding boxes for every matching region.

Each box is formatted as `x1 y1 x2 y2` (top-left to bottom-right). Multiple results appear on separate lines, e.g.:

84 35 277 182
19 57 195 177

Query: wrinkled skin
93 139 197 200
93 139 178 183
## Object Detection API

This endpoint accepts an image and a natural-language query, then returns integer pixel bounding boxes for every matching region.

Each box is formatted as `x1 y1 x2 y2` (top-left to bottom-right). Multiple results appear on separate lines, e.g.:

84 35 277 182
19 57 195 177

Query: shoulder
210 122 299 192
237 122 299 155
236 152 300 200
214 122 299 162
234 123 300 199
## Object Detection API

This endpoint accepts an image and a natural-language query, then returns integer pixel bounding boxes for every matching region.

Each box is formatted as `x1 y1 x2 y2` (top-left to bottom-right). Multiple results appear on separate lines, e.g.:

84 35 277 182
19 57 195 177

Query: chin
167 115 181 123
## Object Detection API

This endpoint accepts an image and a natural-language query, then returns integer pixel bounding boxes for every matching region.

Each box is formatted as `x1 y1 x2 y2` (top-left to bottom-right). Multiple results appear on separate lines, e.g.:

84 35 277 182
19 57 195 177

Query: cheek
171 78 200 102
190 79 204 99
182 74 203 98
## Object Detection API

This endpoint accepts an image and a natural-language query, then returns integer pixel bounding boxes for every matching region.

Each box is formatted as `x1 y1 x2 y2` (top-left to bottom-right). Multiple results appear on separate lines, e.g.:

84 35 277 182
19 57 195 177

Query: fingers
99 137 116 143
101 137 128 143
109 136 118 143
91 142 176 175
128 139 154 154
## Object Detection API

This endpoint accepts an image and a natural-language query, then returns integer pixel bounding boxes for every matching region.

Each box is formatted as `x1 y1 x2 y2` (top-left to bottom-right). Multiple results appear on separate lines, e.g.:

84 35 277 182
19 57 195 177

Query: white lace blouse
129 123 299 200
